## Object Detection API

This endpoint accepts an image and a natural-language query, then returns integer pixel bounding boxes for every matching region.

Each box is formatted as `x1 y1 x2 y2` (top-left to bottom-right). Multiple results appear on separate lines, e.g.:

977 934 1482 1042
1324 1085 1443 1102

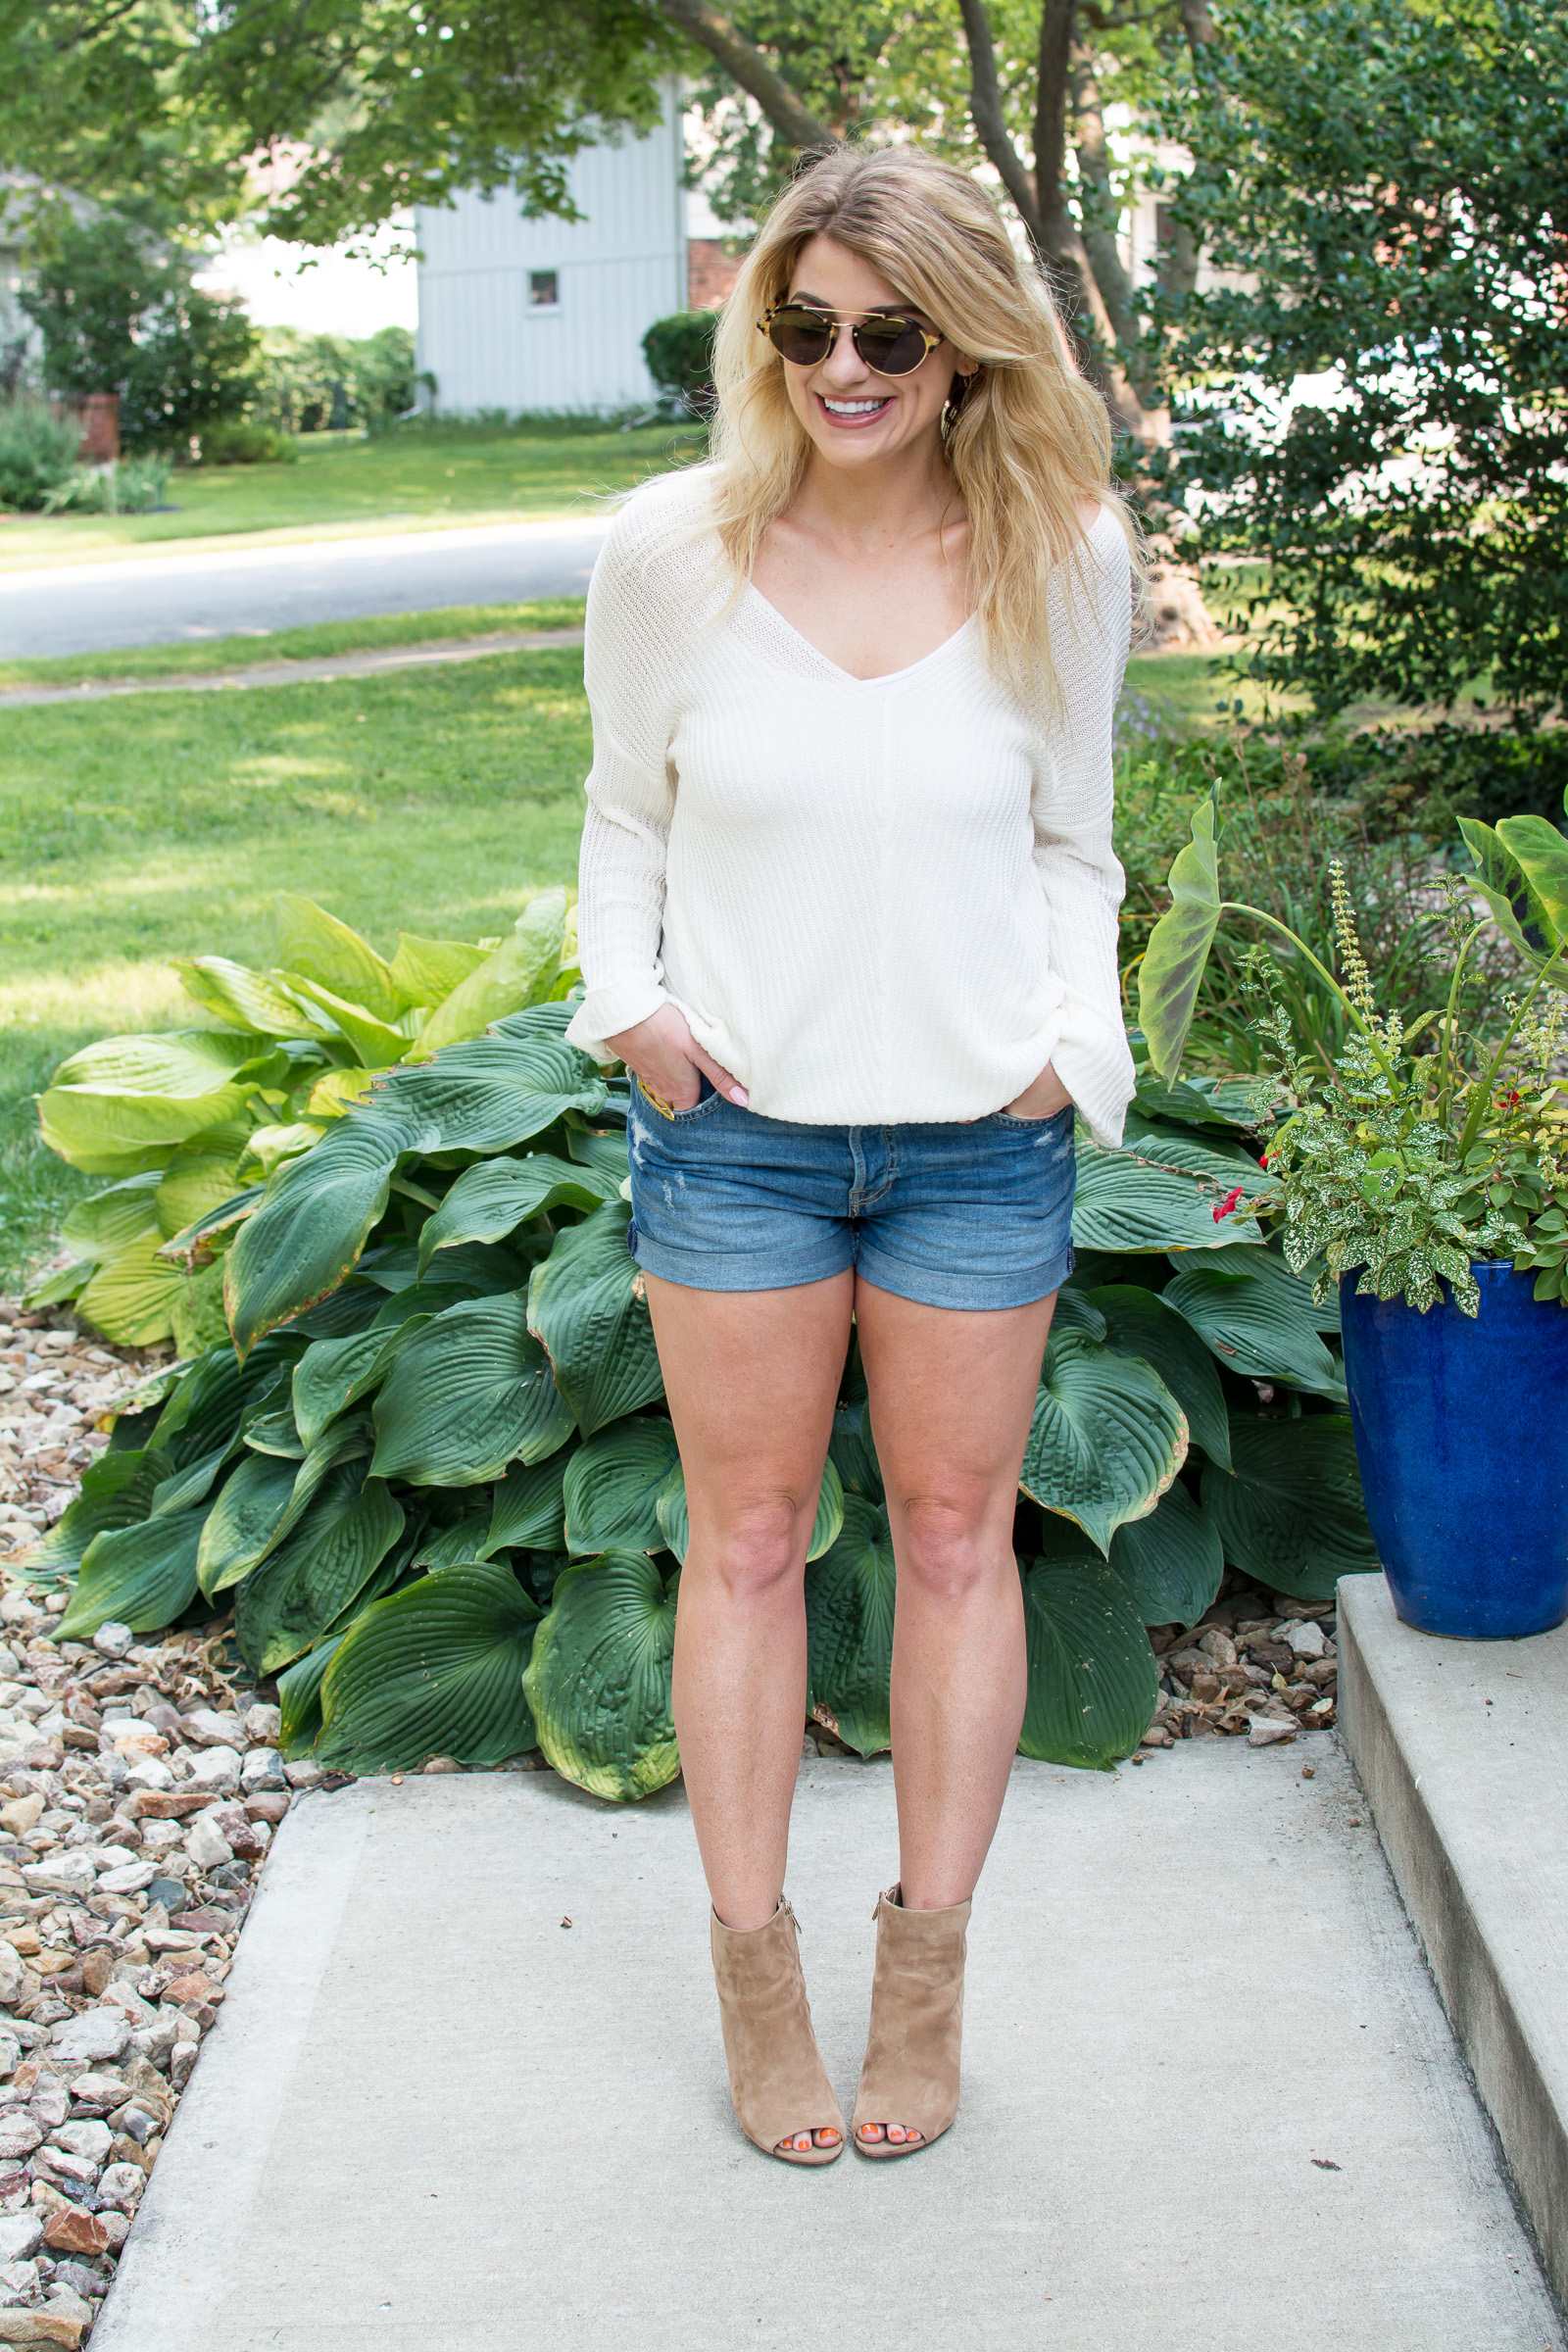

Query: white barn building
415 84 731 416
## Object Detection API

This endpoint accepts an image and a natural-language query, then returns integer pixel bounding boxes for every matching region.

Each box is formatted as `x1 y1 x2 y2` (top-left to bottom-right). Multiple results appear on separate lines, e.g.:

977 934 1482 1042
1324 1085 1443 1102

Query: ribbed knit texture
565 465 1137 1148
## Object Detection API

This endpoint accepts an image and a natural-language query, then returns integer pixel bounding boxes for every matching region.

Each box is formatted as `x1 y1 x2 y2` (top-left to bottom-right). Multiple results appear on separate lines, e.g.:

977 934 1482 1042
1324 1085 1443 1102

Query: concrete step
1340 1571 1568 2313
90 1741 1562 2352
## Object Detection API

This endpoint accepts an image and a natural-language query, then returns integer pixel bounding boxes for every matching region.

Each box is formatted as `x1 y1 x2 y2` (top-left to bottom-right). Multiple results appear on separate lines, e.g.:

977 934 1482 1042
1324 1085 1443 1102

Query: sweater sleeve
564 487 691 1065
1030 509 1138 1149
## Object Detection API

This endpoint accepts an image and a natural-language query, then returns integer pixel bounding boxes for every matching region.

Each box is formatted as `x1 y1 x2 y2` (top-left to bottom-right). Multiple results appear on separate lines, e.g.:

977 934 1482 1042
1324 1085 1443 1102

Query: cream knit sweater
564 465 1137 1148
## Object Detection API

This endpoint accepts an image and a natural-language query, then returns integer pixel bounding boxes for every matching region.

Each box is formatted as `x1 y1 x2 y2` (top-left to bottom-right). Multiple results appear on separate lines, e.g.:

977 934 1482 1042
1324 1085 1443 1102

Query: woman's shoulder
590 463 725 634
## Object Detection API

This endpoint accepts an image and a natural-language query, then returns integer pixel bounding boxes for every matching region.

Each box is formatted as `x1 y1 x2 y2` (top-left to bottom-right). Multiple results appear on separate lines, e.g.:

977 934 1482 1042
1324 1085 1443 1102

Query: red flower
1213 1186 1245 1222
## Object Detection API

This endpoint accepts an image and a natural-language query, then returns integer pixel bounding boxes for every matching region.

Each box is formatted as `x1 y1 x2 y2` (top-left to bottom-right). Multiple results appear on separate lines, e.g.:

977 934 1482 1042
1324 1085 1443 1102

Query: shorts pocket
634 1073 727 1126
989 1102 1075 1130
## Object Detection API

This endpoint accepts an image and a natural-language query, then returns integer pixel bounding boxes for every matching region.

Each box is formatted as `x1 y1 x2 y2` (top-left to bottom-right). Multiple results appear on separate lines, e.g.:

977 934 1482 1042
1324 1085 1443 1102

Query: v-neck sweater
564 464 1137 1147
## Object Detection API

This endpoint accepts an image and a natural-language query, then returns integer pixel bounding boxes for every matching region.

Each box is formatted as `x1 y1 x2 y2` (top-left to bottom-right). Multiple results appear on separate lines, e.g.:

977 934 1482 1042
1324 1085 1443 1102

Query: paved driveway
0 514 612 658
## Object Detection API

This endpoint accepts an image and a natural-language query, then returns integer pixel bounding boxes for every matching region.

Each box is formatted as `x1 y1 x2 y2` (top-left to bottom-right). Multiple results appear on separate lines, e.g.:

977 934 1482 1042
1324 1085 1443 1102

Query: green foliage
1153 0 1568 720
254 327 417 437
640 313 719 415
0 400 82 512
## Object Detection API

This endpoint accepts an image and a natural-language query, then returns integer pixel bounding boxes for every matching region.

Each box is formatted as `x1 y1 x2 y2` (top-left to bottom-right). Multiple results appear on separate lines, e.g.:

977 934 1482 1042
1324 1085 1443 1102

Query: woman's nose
819 324 873 388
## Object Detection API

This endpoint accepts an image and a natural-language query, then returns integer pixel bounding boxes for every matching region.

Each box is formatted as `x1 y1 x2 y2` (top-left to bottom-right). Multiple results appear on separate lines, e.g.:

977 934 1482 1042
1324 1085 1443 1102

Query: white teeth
822 398 886 414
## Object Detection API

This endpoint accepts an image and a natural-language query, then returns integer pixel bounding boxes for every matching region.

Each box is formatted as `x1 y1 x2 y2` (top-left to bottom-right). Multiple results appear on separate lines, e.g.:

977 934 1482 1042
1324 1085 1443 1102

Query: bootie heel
710 1898 845 2165
853 1883 970 2159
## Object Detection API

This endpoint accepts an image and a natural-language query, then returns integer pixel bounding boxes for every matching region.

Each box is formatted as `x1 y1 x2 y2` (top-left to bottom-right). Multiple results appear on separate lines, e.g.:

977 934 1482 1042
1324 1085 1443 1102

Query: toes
858 2123 886 2143
777 2131 814 2154
814 2128 840 2146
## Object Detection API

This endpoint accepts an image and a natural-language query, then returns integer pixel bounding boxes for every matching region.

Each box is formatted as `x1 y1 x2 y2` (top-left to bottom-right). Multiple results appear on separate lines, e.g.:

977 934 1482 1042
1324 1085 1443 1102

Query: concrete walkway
0 628 586 709
91 1740 1561 2352
0 515 610 659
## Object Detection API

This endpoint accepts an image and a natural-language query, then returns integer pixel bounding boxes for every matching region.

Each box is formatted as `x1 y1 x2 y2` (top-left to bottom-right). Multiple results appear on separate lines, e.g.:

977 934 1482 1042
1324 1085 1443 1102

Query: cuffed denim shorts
625 1076 1076 1311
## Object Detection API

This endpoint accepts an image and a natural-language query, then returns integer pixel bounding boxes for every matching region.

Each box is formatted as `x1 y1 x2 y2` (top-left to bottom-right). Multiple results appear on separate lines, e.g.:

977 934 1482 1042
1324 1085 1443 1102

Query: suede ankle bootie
710 1898 845 2165
853 1883 971 2159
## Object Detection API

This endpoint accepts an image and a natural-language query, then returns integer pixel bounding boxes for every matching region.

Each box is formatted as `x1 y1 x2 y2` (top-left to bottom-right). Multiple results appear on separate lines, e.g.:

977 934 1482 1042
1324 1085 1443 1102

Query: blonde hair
706 144 1140 711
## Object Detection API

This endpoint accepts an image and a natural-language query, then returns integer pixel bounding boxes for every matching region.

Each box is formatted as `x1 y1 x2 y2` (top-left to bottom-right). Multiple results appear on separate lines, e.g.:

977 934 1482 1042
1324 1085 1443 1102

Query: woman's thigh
854 1278 1054 1540
644 1269 855 1553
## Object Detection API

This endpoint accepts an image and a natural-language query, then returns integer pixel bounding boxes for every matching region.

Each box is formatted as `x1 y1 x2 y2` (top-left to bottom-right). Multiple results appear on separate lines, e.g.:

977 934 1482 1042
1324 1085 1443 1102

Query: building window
529 270 559 309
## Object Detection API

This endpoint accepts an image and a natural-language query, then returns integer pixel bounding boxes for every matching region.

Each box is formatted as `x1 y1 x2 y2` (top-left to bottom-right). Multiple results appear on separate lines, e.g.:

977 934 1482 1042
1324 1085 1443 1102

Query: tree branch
1071 37 1162 408
658 0 830 152
1033 0 1075 252
956 0 1044 248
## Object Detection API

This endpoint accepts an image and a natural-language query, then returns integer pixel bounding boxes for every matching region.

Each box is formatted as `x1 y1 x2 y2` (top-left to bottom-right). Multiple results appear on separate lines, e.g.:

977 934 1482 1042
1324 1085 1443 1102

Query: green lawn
0 420 706 570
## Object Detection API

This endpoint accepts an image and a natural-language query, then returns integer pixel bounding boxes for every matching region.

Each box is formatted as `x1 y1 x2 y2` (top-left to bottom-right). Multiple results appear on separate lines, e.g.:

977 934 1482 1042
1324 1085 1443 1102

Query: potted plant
1138 790 1568 1640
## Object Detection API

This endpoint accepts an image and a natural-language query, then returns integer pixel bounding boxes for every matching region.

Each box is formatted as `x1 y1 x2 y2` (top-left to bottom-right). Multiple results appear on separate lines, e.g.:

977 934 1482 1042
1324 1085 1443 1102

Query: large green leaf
233 1468 405 1674
59 1173 161 1261
224 1109 424 1356
276 1633 346 1756
25 1450 175 1587
527 1200 663 1437
564 1119 630 1182
195 1449 301 1598
1459 816 1566 968
279 973 413 1067
805 1493 896 1757
273 894 409 1023
1200 1412 1378 1598
290 1319 427 1451
1017 1559 1157 1769
563 1417 680 1555
1106 1481 1224 1629
1087 1284 1233 1468
170 956 334 1040
1136 789 1221 1080
523 1550 679 1800
318 1561 541 1774
1072 1125 1265 1255
828 1400 883 1504
1019 1330 1188 1554
1163 1247 1346 1399
482 1452 571 1555
655 1453 845 1568
57 1510 206 1640
39 1031 285 1175
76 1231 188 1346
389 933 488 1007
416 1153 620 1277
373 1027 606 1154
409 889 566 1059
370 1293 573 1485
154 1149 248 1243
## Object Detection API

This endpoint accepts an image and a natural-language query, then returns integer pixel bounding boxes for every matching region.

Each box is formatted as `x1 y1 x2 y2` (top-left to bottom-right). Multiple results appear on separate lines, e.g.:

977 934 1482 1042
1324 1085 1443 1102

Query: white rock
1249 1718 1298 1747
90 1625 134 1661
0 2033 19 2080
138 1822 182 1856
95 1860 158 1896
0 2115 41 2160
50 2013 130 2065
179 1710 243 1750
95 2161 144 2210
44 2282 93 2325
128 2019 179 2068
48 2121 111 2164
0 2216 41 2264
98 1983 156 2027
0 1944 26 2006
241 1703 281 1746
123 1758 174 1792
185 1746 241 1795
111 1726 167 1763
1280 1618 1328 1658
169 2041 198 2090
1196 1627 1239 1667
22 1854 97 1896
283 1760 324 1790
0 2257 37 2307
240 1747 286 1792
184 1815 232 1872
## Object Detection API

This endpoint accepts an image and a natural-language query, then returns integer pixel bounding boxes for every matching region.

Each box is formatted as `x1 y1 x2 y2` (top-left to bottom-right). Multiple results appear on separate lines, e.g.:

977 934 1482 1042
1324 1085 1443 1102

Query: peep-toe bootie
710 1898 845 2165
853 1882 970 2159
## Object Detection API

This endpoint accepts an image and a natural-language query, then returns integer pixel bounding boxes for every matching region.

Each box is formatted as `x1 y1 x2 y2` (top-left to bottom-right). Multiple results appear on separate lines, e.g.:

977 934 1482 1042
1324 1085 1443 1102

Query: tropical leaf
1017 1559 1157 1769
1072 1127 1265 1254
57 1510 206 1640
1087 1284 1232 1467
370 1293 573 1485
1137 788 1221 1080
170 956 333 1039
527 1200 663 1437
1200 1412 1378 1598
1163 1248 1347 1399
805 1493 896 1757
563 1417 680 1554
39 1031 286 1176
389 932 489 1006
1105 1481 1224 1629
194 1449 301 1598
317 1561 541 1774
76 1232 187 1346
59 1174 161 1261
371 1027 605 1155
290 1318 427 1450
233 1469 405 1675
409 888 567 1058
272 894 409 1022
412 1513 494 1570
172 1253 239 1363
655 1453 845 1568
308 1068 380 1118
25 1450 174 1587
523 1550 679 1800
154 1150 247 1243
276 1634 345 1756
564 1119 630 1182
279 974 412 1067
828 1400 883 1504
1459 816 1564 967
416 1153 620 1277
1020 1330 1188 1554
482 1452 571 1555
158 1185 266 1270
224 1108 425 1357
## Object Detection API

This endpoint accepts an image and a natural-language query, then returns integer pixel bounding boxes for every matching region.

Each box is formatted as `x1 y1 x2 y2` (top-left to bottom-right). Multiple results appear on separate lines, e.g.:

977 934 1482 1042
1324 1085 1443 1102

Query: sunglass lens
767 309 834 366
854 320 929 375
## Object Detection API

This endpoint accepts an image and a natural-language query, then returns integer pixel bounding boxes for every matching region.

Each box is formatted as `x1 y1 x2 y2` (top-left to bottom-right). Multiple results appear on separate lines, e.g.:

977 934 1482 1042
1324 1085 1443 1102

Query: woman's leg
648 1267 854 1932
851 1278 1056 2146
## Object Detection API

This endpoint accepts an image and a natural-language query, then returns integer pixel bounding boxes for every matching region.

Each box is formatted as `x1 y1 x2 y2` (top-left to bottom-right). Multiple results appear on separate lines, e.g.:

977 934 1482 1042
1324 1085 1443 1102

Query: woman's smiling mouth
817 394 893 425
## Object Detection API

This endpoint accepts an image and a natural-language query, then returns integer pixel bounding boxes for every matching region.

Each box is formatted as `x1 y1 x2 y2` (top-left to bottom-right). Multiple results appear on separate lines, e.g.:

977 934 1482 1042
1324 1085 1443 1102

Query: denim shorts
625 1077 1076 1311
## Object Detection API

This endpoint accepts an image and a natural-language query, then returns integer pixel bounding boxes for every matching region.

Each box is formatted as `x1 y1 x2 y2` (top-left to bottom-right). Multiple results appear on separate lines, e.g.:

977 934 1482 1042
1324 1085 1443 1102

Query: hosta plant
1138 791 1568 1313
23 941 1379 1793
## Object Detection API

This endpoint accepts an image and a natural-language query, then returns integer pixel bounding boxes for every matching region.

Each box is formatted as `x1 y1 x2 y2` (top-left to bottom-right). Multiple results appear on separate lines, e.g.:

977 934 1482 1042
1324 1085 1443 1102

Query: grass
0 599 588 694
0 420 706 570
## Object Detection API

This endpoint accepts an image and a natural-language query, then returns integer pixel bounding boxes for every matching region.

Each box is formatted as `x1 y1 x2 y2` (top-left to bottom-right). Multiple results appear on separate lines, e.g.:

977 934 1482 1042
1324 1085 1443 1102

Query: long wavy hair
705 144 1140 711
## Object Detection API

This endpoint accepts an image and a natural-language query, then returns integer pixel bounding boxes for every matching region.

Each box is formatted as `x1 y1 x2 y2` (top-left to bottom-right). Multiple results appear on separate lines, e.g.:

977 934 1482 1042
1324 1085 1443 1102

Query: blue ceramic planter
1340 1260 1568 1639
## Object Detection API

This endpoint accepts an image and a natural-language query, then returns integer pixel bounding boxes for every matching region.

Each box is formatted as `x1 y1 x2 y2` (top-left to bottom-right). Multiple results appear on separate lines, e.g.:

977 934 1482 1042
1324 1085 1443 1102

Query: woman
564 144 1138 2166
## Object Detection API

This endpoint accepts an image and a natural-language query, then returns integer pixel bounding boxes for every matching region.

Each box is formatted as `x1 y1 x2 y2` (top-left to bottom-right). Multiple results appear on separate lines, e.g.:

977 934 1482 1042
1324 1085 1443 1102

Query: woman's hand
606 1004 749 1111
1004 1059 1072 1120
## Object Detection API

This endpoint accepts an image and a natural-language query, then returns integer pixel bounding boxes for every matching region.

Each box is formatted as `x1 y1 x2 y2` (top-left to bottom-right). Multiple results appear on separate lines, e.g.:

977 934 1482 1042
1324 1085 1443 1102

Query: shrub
42 455 172 514
255 326 416 435
0 398 81 511
641 311 719 415
196 419 294 466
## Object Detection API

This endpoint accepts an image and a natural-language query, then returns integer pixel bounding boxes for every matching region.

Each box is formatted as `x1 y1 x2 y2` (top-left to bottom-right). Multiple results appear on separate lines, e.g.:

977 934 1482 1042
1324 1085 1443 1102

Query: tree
1152 0 1568 721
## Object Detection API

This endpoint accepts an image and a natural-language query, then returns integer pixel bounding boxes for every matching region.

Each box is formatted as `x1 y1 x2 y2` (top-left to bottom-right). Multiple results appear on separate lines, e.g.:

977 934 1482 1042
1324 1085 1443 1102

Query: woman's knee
689 1492 809 1601
893 1491 1009 1604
